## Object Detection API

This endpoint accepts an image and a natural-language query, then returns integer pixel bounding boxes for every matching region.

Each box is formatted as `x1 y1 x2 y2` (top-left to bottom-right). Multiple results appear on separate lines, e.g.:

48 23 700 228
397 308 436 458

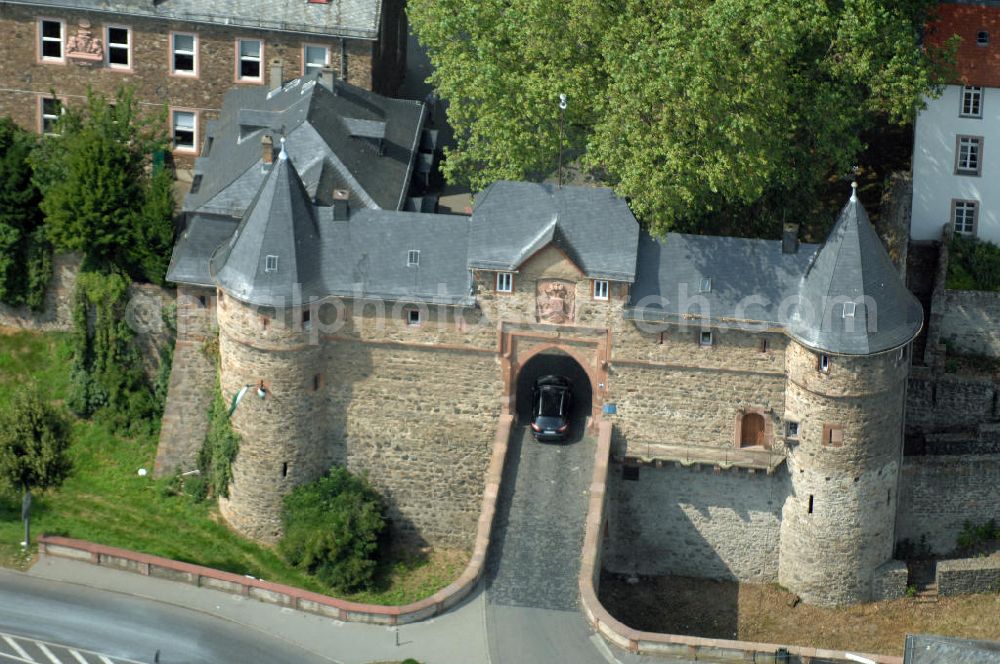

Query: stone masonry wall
0 252 80 331
906 370 999 438
896 455 1000 555
932 289 1000 358
603 461 787 582
936 553 1000 596
0 5 385 166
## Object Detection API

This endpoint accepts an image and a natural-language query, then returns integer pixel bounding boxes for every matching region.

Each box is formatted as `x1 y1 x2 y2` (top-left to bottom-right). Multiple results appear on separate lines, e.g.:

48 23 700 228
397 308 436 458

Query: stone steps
154 339 217 477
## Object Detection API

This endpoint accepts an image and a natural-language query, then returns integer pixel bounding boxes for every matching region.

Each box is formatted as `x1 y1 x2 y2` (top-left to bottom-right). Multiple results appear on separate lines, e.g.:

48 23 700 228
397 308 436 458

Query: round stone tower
210 143 329 542
778 184 923 606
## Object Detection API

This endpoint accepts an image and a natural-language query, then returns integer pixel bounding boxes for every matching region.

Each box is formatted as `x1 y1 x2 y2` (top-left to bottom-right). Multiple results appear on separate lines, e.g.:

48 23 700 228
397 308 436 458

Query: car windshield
538 389 565 417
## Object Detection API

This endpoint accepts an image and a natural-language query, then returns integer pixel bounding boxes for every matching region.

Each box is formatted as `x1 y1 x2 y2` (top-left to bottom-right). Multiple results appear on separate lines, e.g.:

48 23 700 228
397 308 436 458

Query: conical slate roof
788 184 922 355
210 146 324 306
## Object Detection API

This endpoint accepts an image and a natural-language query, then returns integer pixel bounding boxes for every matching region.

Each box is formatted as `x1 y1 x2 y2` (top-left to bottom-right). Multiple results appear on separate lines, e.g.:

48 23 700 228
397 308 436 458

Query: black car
529 375 573 442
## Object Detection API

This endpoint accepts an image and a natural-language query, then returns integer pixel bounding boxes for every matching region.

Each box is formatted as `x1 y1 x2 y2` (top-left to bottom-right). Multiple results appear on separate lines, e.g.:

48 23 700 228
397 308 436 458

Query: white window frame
171 32 198 77
593 279 609 300
39 18 64 62
105 25 132 70
171 109 197 153
819 354 830 373
407 250 420 267
700 277 712 293
40 97 62 135
842 301 856 318
960 86 983 118
264 255 278 273
302 43 329 76
496 272 513 293
786 421 800 439
955 135 983 176
237 39 263 82
952 199 978 236
699 330 713 347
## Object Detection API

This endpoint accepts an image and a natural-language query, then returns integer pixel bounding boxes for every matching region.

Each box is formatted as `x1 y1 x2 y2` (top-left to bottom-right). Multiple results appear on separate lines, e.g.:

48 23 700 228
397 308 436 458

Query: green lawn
0 329 466 604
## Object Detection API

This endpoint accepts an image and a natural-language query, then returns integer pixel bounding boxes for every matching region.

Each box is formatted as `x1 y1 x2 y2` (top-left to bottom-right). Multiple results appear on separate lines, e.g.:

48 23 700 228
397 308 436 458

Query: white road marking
0 651 37 664
589 633 622 664
1 637 32 662
99 657 114 664
67 651 87 664
35 644 61 664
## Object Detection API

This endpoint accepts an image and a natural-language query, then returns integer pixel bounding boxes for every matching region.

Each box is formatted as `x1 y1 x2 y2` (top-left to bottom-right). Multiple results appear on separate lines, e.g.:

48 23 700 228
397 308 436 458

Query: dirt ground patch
599 572 1000 656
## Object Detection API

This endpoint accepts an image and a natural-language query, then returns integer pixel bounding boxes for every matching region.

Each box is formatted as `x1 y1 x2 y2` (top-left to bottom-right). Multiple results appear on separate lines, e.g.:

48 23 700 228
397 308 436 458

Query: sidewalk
27 555 492 664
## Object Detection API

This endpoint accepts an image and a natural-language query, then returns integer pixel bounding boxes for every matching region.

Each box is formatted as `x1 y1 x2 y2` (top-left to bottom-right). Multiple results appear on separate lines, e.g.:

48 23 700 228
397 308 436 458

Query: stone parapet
937 553 1000 596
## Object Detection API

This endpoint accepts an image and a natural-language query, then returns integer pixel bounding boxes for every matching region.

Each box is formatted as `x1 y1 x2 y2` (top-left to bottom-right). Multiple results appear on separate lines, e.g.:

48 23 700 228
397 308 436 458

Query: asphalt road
0 569 333 664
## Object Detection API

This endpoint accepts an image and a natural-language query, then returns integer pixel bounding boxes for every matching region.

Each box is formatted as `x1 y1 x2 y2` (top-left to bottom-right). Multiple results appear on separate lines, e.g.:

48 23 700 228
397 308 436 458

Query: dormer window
496 272 513 293
978 30 989 46
407 250 420 267
593 279 609 300
265 255 278 272
700 277 712 293
842 301 856 318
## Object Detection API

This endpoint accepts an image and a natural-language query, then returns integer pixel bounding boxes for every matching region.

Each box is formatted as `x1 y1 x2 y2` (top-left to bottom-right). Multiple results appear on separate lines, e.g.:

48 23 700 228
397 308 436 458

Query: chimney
782 223 799 254
319 66 337 92
333 189 349 220
261 135 274 166
269 58 283 91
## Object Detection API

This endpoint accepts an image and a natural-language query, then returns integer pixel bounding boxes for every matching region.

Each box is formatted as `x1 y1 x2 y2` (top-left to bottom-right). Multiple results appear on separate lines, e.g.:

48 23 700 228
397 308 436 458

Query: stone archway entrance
514 350 594 437
499 323 609 428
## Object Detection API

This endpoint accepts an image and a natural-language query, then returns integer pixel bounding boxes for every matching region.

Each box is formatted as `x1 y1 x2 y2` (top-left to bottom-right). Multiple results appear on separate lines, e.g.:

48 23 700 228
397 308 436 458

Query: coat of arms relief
536 279 575 324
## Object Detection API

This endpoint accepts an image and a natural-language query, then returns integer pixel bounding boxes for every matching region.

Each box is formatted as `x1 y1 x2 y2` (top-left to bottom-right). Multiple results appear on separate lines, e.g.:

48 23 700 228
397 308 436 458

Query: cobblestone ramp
154 339 216 476
485 424 595 610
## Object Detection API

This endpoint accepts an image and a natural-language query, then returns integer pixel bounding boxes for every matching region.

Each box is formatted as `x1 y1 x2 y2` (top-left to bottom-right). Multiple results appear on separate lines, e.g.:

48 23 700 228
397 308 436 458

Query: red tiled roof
926 3 1000 87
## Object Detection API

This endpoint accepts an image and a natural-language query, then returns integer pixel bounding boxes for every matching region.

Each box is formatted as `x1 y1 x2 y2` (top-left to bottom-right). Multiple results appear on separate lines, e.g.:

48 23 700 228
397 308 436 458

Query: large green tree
0 118 49 309
408 0 955 234
32 87 175 282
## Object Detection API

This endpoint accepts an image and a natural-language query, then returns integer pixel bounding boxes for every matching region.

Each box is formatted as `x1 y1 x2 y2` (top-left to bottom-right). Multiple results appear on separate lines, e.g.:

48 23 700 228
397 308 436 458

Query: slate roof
211 148 325 306
185 72 425 217
627 232 820 327
166 214 239 287
467 182 640 282
905 634 1000 663
788 186 923 355
5 0 384 40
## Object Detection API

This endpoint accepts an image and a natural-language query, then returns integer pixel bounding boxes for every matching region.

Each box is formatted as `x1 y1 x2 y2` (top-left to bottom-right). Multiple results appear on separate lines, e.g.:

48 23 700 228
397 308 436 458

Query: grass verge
0 329 467 605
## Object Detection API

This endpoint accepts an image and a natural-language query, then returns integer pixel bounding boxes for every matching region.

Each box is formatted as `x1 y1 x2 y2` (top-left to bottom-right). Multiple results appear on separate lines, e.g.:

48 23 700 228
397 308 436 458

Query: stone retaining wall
0 253 81 331
937 553 1000 596
872 560 908 601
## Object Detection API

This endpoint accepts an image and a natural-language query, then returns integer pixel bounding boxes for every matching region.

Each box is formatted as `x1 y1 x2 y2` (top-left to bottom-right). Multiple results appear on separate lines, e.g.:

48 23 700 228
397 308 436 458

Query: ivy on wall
198 379 241 499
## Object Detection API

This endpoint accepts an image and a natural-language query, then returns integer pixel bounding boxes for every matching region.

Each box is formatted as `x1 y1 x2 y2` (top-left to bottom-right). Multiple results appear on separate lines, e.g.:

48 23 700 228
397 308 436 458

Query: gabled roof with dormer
6 0 385 40
210 147 324 306
184 71 425 217
788 186 923 355
467 181 640 282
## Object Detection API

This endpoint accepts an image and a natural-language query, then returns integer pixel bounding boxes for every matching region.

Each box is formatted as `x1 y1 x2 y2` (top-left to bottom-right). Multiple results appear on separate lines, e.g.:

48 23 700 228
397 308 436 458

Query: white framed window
264 255 278 272
952 200 978 236
40 97 62 134
699 330 713 346
842 301 856 318
593 279 609 300
961 86 983 118
171 109 197 152
955 136 983 176
303 44 329 76
407 250 420 267
496 272 513 293
237 39 263 81
39 19 64 62
786 421 800 439
407 309 421 326
106 26 131 69
819 354 830 373
700 277 712 293
171 32 197 76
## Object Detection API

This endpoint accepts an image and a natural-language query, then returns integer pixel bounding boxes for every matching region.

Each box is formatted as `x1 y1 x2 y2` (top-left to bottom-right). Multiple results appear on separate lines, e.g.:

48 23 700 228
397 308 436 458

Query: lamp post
558 93 567 188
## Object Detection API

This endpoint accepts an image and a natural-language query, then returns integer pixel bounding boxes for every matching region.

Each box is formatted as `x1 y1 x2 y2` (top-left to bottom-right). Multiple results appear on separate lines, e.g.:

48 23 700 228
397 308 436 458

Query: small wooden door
741 413 766 447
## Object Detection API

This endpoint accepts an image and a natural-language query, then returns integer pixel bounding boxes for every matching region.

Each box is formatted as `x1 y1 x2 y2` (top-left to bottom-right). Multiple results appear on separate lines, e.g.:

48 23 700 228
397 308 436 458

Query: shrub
279 467 386 593
947 234 1000 291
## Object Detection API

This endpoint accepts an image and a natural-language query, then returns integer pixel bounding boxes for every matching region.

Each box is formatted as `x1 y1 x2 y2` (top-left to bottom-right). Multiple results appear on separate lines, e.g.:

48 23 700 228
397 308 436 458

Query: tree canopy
31 87 175 282
0 384 71 494
408 0 955 235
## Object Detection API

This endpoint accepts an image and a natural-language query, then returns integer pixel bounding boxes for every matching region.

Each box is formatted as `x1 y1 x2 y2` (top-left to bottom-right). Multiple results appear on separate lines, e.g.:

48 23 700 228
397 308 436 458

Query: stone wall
937 553 1000 596
0 4 394 166
896 455 1000 555
871 560 908 601
906 370 998 436
603 461 786 583
932 289 1000 358
0 252 80 331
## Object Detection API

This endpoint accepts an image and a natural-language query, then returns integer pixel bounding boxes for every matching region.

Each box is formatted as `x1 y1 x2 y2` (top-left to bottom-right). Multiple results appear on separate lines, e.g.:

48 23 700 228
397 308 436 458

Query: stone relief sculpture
536 279 575 324
66 20 104 61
